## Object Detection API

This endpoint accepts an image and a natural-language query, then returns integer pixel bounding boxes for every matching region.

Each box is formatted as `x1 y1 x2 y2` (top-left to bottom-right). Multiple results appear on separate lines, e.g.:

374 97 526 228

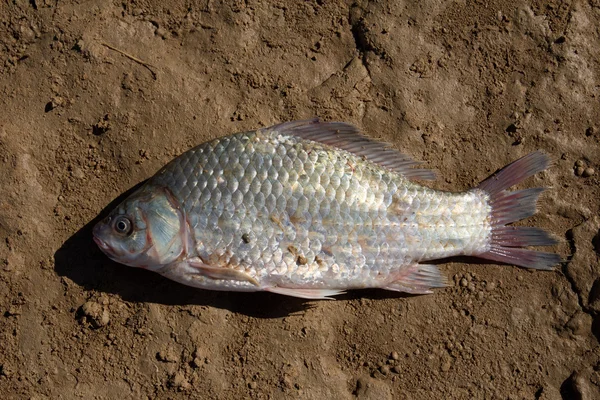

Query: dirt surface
1 0 599 399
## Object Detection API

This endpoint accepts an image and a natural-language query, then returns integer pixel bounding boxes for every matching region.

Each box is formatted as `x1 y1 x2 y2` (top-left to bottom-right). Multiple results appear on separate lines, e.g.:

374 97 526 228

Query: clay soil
1 0 599 399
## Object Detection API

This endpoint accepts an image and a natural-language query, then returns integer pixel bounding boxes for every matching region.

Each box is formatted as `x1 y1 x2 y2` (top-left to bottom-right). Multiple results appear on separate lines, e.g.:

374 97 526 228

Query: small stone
467 283 476 292
156 348 178 363
191 357 203 368
155 27 168 39
355 376 393 399
79 301 110 328
379 365 390 375
391 365 401 374
0 363 12 377
582 167 595 177
476 291 484 300
193 347 202 358
5 306 20 317
248 381 258 389
565 312 592 336
575 159 586 168
486 282 496 292
170 371 190 390
390 351 399 360
460 278 468 287
562 372 591 400
71 167 85 180
45 96 64 112
92 114 111 136
441 359 451 372
281 375 293 389
575 167 584 176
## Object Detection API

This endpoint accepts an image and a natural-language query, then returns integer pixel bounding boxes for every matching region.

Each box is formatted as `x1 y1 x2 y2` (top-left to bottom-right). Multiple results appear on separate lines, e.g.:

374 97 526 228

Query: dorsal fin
264 119 435 181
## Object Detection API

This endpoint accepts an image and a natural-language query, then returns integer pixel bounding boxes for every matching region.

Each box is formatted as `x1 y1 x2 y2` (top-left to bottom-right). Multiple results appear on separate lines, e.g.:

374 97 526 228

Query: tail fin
476 151 561 270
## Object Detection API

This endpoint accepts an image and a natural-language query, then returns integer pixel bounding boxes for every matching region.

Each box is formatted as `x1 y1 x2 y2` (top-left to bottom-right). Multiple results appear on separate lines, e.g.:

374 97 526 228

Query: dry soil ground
1 0 599 399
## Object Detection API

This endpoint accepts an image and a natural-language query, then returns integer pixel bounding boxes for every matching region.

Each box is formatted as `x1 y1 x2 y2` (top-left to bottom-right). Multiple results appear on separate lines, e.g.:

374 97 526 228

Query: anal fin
383 264 448 294
265 287 345 299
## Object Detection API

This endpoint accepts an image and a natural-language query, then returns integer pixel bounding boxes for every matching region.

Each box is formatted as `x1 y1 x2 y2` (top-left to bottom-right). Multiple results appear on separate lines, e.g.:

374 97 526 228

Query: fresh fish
92 119 561 299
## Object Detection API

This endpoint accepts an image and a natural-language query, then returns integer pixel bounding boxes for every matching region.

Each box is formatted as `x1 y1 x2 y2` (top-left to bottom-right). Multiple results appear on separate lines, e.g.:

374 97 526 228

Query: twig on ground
101 42 157 80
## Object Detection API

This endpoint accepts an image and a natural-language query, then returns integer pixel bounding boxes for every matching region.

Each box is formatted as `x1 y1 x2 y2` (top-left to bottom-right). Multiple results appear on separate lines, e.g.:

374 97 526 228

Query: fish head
93 185 187 270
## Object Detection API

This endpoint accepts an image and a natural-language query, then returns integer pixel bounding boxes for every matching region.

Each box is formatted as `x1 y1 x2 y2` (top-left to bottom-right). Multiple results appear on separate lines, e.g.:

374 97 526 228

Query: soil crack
347 2 374 78
564 223 586 312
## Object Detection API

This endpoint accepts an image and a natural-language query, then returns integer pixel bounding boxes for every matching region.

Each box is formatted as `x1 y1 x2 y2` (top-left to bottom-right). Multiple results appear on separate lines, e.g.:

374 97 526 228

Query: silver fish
93 119 560 299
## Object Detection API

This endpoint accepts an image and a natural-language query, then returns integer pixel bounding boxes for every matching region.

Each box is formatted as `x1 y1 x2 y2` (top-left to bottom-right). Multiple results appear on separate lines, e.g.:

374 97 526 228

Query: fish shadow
53 183 310 319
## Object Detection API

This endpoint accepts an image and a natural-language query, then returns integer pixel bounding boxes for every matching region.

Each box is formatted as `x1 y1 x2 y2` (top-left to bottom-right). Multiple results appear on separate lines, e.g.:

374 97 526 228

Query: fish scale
93 119 561 299
151 128 479 285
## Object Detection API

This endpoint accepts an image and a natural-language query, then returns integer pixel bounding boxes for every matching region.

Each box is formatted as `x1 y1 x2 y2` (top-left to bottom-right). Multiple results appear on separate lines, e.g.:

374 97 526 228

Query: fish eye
113 216 132 235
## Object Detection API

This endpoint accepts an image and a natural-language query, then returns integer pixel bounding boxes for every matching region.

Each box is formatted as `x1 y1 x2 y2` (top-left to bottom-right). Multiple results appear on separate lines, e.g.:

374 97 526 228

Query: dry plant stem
101 42 157 80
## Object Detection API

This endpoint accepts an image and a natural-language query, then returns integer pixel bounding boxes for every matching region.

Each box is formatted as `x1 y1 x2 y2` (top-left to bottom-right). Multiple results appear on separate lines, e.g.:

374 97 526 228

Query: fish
92 119 561 299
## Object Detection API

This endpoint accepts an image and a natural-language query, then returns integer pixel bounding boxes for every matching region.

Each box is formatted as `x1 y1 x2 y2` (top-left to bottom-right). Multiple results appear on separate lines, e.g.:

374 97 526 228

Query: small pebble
460 278 468 287
155 27 168 39
5 306 20 316
566 312 592 336
582 167 595 177
191 357 203 368
379 365 390 375
156 349 178 363
170 371 190 390
575 159 585 168
80 301 110 328
575 167 584 176
392 365 401 374
441 359 451 372
390 351 399 360
248 381 258 389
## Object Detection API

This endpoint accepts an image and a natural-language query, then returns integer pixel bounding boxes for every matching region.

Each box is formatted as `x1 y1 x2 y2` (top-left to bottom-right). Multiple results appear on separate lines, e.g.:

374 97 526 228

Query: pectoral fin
187 259 260 287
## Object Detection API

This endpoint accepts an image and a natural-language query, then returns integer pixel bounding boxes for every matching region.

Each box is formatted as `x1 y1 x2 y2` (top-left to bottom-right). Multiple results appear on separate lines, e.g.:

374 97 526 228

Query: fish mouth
93 235 111 252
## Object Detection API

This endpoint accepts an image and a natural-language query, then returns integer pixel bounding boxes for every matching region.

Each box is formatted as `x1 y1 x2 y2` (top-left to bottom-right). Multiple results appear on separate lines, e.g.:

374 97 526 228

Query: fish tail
476 151 561 270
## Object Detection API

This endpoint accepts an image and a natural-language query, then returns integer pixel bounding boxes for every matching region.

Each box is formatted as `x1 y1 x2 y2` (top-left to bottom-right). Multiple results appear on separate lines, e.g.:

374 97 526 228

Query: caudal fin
476 151 561 270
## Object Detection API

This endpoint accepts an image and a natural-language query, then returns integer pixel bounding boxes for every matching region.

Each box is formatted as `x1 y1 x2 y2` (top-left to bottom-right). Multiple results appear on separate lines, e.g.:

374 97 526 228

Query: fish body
93 120 560 299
